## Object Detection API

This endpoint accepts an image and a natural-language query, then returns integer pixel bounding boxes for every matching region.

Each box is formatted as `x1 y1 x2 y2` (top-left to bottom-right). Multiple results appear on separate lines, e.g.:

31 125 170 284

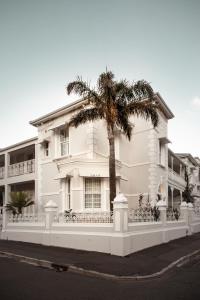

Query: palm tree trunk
108 127 116 211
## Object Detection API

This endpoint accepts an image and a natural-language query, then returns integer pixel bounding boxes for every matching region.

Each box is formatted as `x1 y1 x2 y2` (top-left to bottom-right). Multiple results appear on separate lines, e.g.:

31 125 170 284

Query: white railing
128 208 160 222
0 167 4 179
8 213 45 223
168 168 186 186
8 159 35 177
55 211 113 223
166 208 181 221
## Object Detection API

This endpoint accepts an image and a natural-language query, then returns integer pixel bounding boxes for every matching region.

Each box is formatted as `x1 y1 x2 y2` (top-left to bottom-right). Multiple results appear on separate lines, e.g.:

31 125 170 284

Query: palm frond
115 80 135 103
133 80 154 100
97 71 115 94
24 200 34 207
69 107 104 128
116 103 133 140
6 191 34 215
67 76 100 104
127 100 159 127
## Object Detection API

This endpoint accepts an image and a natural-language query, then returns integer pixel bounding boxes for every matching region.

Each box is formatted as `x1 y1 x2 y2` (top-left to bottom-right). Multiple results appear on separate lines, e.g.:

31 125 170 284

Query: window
60 127 69 156
44 141 49 157
85 178 101 209
158 140 166 167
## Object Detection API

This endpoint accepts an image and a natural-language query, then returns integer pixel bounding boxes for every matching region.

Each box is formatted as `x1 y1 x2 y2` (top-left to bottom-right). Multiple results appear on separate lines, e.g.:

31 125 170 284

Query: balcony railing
0 167 4 179
8 159 35 177
168 168 186 187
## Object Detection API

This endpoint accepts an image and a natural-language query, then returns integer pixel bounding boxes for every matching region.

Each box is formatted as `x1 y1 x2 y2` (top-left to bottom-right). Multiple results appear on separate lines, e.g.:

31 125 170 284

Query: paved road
0 255 200 300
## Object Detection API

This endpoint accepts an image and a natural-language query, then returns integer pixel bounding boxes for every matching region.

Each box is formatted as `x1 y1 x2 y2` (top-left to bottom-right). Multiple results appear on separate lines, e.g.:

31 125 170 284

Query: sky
0 0 200 156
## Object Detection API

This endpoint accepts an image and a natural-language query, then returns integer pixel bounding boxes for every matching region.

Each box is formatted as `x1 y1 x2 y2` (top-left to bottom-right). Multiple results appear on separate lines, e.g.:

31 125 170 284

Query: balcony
8 159 35 177
0 167 4 179
168 168 186 187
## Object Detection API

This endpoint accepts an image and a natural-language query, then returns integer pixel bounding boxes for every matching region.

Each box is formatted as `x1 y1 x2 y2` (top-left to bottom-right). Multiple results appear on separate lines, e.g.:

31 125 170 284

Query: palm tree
6 191 34 215
67 71 159 210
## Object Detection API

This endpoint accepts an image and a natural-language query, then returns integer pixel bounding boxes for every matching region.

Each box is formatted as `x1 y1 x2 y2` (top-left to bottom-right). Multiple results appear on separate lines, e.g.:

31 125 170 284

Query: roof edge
155 92 174 120
30 92 174 127
168 148 187 166
176 153 199 166
30 98 87 127
0 136 38 153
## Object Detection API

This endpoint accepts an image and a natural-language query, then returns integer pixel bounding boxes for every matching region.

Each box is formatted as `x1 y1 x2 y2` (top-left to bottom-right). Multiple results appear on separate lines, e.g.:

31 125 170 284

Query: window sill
53 154 71 162
158 163 166 169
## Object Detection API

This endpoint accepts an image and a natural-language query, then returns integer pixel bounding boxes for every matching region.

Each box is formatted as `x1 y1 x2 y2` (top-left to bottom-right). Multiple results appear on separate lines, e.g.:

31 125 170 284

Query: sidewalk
0 233 200 277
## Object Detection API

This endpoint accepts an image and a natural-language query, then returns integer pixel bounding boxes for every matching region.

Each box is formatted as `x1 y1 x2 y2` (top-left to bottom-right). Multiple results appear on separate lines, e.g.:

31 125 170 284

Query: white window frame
84 178 101 210
59 127 69 157
158 140 166 167
44 141 49 157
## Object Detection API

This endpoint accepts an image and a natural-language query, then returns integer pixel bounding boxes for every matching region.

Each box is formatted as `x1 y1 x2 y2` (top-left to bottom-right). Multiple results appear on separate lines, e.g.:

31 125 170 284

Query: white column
44 200 58 230
180 201 188 225
4 152 9 179
113 193 128 232
61 178 66 212
157 200 167 242
187 203 194 235
54 130 58 158
170 187 174 208
5 184 11 205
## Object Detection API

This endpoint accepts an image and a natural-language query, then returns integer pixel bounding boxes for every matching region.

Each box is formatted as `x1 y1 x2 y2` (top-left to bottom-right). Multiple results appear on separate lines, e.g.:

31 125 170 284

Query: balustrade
168 168 186 186
128 207 160 222
56 211 113 223
8 159 35 177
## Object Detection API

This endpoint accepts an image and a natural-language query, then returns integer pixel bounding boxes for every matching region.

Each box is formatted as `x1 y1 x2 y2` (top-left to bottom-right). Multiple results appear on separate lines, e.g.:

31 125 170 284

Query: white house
1 92 200 256
1 93 200 214
28 92 174 213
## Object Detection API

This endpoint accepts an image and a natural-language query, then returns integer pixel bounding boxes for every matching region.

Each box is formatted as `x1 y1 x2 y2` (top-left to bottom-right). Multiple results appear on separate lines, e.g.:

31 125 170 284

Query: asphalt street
0 255 200 300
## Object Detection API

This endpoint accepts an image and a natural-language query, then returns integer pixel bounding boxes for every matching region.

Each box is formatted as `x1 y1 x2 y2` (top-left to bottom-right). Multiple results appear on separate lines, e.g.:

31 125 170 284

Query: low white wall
1 223 45 245
190 219 200 233
1 219 191 256
2 203 200 256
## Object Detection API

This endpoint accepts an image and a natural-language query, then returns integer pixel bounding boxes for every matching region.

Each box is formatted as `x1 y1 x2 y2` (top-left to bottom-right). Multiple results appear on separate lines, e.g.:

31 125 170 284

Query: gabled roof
30 92 174 127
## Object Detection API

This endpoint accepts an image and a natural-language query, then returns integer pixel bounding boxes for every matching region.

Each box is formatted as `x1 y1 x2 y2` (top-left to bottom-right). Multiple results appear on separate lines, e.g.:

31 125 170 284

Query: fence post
156 200 167 242
113 193 128 232
2 205 8 231
180 201 188 224
44 200 58 230
187 202 194 235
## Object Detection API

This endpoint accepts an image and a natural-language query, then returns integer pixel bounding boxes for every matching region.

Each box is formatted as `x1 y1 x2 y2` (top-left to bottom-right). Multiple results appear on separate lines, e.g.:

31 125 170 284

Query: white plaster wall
37 105 170 211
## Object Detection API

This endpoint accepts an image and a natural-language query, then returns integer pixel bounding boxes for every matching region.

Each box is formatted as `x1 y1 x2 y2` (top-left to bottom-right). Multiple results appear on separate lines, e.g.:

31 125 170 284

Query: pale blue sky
0 0 200 156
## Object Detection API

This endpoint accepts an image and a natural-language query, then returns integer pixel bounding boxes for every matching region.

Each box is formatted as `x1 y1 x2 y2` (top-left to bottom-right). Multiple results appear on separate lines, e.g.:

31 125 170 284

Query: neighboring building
0 137 37 213
167 149 186 208
176 153 200 201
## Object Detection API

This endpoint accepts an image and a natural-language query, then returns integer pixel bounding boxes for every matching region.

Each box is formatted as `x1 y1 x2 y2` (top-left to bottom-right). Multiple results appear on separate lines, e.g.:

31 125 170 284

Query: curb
0 249 200 281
